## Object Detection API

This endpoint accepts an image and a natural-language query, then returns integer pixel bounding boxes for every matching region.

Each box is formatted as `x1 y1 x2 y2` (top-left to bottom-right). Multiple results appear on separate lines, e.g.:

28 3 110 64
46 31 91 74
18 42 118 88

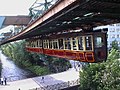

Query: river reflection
0 51 36 82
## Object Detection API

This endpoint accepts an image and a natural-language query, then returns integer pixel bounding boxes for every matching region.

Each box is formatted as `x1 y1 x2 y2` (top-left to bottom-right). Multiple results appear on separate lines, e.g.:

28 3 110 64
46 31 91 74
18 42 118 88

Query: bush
79 49 120 90
28 65 50 75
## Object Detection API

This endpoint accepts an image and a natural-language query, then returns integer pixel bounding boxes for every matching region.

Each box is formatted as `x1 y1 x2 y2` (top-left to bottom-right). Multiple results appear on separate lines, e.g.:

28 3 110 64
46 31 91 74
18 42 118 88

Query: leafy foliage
28 65 50 75
79 49 120 90
39 55 71 73
111 40 119 50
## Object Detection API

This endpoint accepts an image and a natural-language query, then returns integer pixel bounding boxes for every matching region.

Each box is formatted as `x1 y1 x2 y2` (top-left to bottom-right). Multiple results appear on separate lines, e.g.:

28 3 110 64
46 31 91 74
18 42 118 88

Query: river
0 51 36 82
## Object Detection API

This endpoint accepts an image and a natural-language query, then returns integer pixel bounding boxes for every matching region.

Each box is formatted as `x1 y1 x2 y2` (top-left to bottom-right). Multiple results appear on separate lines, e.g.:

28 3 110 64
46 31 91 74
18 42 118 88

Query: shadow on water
0 51 37 82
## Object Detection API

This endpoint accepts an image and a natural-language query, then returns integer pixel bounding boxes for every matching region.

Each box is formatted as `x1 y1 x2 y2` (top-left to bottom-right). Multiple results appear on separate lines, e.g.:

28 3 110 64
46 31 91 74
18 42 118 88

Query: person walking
1 77 4 85
41 76 44 83
4 77 7 85
0 77 1 85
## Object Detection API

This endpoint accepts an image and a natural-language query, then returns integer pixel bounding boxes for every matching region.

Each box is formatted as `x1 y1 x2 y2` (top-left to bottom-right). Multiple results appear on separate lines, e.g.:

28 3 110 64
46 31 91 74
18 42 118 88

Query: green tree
79 48 120 90
42 55 71 73
111 40 119 50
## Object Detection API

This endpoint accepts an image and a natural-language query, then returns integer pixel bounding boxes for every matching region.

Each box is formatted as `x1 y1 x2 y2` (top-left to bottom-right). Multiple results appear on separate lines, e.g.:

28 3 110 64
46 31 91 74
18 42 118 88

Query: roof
0 16 5 29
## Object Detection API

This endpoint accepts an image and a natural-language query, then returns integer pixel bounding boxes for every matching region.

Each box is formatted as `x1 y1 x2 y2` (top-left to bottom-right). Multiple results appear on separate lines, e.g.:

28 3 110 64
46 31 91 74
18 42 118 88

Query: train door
94 32 107 62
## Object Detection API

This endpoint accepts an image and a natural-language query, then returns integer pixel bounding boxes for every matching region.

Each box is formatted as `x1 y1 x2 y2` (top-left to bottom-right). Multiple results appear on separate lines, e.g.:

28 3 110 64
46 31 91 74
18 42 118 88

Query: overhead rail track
1 0 120 44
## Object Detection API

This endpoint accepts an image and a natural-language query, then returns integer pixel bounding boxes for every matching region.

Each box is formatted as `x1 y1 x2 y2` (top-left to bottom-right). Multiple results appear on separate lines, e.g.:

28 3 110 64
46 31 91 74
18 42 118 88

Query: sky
0 0 35 16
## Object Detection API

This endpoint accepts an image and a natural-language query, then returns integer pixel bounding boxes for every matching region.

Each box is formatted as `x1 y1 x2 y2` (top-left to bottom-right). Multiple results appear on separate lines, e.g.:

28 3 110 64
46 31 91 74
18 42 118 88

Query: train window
33 40 36 47
29 41 32 47
78 37 84 50
95 36 103 47
53 39 58 49
34 41 36 47
39 40 42 48
49 40 53 49
43 40 45 48
31 41 33 47
28 41 31 47
32 41 34 47
64 38 71 50
43 40 49 48
26 41 28 46
36 40 39 47
58 39 64 49
36 41 38 47
71 37 77 50
85 36 92 50
29 42 31 47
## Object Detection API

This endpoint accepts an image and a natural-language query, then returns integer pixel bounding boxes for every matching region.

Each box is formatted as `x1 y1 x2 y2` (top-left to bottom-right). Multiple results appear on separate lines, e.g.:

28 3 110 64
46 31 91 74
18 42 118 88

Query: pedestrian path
0 68 79 90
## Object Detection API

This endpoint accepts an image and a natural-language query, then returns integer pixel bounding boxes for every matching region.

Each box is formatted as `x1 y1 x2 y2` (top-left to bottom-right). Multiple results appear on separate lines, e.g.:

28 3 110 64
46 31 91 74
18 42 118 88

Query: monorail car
25 31 107 63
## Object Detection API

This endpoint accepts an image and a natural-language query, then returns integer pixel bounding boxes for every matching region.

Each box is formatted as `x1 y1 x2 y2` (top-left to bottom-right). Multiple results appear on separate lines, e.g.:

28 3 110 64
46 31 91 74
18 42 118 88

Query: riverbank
0 51 37 81
0 42 71 77
0 68 79 90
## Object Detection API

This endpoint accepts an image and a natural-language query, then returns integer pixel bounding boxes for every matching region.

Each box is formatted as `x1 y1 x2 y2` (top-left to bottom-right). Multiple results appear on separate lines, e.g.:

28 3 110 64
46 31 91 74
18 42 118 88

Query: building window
116 28 120 32
109 24 114 26
117 34 120 38
110 28 115 32
116 23 120 26
118 42 120 45
111 34 115 38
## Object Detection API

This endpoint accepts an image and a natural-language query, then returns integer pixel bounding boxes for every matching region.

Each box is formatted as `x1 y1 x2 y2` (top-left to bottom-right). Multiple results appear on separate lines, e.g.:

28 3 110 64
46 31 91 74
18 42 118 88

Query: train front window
95 36 103 48
85 36 92 50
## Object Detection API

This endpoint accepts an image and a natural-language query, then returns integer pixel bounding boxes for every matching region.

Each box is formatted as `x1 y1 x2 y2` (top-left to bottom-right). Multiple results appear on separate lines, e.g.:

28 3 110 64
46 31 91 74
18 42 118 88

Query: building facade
94 23 120 48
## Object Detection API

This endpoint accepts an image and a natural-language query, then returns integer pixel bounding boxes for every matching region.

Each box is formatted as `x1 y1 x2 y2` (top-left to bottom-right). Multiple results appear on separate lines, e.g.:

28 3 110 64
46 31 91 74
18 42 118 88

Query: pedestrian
41 76 44 83
0 77 1 85
1 77 4 85
4 77 7 85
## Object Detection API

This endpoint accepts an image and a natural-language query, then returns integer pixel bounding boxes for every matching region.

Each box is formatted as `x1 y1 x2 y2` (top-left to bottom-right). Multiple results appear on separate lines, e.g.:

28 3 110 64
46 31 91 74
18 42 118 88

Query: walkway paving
0 68 79 90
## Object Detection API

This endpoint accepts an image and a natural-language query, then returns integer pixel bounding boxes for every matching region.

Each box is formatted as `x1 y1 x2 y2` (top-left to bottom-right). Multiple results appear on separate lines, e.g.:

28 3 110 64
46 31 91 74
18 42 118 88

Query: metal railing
29 79 80 90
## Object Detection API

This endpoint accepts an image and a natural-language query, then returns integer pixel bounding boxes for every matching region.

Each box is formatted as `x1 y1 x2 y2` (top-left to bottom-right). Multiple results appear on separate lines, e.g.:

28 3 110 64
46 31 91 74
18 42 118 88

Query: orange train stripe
26 47 95 63
78 52 86 62
85 52 95 62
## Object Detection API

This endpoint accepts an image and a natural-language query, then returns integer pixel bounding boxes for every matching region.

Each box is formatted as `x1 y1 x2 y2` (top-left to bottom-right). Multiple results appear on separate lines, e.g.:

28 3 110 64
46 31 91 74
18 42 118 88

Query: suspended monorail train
25 31 107 63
